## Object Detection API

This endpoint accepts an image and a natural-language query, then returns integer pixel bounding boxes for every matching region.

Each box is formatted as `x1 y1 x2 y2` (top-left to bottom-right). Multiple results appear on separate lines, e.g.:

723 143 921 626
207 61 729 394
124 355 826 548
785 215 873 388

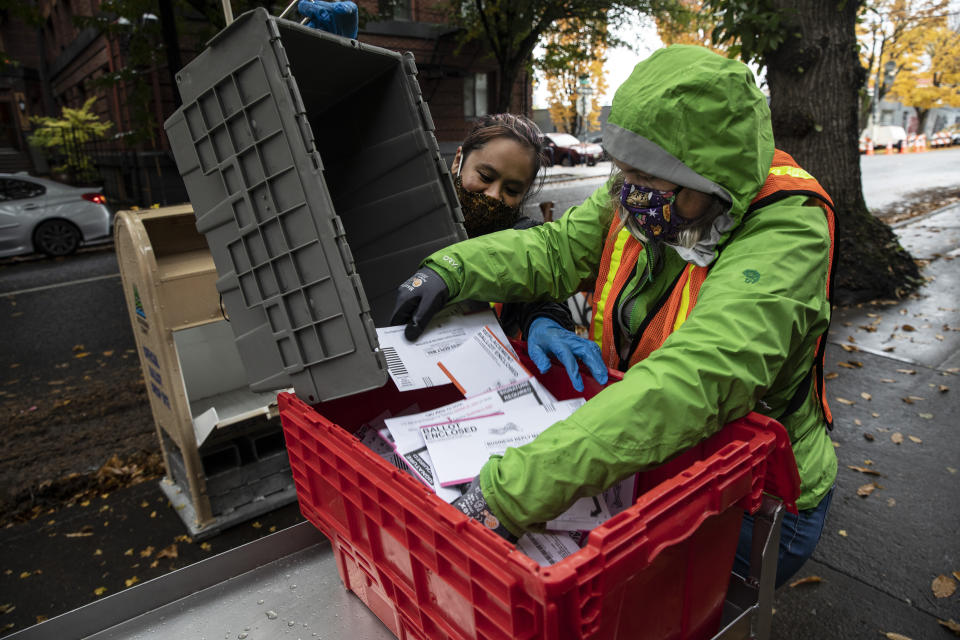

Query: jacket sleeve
422 181 616 304
479 197 833 535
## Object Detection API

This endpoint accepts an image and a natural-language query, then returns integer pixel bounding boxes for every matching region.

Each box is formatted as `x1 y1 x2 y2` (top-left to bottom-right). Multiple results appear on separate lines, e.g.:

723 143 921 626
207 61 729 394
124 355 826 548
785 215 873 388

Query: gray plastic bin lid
164 8 466 404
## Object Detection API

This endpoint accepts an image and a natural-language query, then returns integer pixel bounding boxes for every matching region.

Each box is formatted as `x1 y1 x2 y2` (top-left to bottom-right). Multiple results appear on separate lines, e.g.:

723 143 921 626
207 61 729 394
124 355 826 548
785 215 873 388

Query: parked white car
0 173 112 258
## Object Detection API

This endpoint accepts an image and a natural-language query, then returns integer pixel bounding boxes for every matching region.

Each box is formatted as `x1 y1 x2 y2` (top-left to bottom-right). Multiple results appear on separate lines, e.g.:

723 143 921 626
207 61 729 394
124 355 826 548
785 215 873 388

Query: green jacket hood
603 45 775 263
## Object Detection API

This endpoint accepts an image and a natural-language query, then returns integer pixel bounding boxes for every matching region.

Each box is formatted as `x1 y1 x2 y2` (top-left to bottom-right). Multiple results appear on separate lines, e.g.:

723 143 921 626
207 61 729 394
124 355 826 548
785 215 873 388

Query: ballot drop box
115 205 297 539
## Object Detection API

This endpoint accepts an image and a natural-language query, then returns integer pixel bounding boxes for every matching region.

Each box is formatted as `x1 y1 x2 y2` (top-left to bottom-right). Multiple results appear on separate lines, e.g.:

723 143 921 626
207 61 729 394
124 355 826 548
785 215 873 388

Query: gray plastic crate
165 7 465 403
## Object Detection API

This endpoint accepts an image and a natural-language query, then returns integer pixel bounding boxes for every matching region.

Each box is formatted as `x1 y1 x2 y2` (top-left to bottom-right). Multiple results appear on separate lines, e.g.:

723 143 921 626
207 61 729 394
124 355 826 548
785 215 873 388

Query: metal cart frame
7 497 784 640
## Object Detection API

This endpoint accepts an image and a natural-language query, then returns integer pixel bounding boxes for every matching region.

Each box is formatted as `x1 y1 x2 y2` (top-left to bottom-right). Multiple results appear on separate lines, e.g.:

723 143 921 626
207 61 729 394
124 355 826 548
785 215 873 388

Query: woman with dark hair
402 113 608 392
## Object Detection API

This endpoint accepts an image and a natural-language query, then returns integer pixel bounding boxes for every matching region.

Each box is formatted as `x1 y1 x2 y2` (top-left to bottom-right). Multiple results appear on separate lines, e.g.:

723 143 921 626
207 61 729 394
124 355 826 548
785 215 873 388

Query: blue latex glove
297 0 359 38
527 317 608 392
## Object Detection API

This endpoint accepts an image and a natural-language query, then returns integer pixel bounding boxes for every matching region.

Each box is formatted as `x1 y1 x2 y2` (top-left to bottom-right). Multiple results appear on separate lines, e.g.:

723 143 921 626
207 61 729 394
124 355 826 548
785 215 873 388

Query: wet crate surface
278 350 799 640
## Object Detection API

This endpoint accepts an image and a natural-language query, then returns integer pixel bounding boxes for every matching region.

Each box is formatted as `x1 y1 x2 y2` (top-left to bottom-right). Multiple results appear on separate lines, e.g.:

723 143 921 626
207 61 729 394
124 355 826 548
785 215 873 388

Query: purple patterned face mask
619 182 691 242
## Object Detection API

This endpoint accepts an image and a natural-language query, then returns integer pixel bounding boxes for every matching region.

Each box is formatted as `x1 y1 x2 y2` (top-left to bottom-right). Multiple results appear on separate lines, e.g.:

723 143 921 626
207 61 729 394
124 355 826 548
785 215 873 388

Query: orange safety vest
591 150 837 425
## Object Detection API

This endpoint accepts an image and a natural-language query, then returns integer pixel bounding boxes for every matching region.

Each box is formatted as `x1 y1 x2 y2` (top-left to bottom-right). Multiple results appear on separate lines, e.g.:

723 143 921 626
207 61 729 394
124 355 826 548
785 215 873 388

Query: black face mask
454 176 522 238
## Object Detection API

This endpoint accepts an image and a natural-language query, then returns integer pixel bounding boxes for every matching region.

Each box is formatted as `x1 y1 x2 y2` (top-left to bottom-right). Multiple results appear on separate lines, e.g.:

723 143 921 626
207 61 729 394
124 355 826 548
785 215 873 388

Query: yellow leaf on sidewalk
788 575 823 587
933 574 957 598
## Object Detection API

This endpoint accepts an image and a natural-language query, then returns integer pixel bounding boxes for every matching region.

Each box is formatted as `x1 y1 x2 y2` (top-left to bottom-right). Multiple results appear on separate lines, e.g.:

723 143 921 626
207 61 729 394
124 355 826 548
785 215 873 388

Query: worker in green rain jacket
391 45 838 587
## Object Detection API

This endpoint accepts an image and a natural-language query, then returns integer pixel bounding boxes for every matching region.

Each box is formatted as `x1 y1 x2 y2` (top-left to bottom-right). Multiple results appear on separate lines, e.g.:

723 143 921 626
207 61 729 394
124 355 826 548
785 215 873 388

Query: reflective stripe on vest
591 149 836 420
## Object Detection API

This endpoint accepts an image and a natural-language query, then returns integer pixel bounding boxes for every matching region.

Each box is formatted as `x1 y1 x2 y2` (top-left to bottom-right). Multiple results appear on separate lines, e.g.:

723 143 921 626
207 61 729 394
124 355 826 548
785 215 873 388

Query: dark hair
461 113 549 205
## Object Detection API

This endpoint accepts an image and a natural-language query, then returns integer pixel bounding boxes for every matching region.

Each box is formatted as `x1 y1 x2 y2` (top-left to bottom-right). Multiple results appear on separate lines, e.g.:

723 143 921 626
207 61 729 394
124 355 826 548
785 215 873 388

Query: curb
889 200 960 229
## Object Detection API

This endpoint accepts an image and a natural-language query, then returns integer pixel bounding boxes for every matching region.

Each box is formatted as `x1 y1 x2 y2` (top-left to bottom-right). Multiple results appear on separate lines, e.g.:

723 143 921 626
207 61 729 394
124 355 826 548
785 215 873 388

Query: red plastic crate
279 347 799 640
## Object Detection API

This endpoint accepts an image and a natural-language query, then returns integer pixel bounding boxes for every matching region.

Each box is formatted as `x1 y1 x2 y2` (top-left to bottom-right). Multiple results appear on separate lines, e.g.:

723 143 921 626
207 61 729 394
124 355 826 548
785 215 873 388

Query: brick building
1 0 532 204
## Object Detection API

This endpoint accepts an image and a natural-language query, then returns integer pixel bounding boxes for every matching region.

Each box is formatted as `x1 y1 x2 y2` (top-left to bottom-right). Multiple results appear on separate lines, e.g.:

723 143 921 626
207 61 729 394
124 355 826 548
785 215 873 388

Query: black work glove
390 267 449 341
450 477 518 543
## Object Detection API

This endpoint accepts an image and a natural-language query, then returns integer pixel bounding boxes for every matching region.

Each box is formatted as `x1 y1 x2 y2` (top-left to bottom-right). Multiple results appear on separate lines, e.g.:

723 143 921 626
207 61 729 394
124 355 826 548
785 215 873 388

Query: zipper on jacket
617 266 685 371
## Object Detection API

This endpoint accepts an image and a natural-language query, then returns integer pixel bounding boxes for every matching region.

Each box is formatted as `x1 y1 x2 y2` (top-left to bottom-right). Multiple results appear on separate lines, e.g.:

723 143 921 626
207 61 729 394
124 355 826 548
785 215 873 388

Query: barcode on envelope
382 346 408 376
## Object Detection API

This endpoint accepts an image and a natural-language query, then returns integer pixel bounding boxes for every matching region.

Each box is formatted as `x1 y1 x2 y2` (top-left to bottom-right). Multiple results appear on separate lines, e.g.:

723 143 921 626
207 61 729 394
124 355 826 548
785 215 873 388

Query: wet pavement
770 203 960 638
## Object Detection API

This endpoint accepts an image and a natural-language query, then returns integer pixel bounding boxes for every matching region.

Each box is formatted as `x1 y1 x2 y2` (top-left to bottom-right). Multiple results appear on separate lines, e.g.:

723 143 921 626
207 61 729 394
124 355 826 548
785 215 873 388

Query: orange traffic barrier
886 142 893 154
865 138 874 155
900 138 910 153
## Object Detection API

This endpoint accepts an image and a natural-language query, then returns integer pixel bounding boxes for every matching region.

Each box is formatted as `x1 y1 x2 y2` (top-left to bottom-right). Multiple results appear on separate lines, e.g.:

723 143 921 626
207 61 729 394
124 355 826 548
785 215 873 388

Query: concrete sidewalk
771 203 960 638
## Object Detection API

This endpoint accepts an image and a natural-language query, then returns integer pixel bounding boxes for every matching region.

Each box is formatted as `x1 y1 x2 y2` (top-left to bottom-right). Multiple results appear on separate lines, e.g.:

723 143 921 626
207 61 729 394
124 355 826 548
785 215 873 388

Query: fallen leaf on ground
835 397 855 405
838 362 858 369
861 392 872 400
901 324 916 332
0 604 14 614
124 576 139 588
102 350 114 356
200 542 212 551
123 548 133 556
838 529 848 537
864 433 875 441
857 483 878 497
885 633 913 640
954 571 960 581
937 619 960 635
887 498 896 507
941 385 950 393
93 549 102 556
918 413 934 419
880 378 896 383
908 435 922 444
19 572 30 579
936 334 945 341
251 521 262 529
156 544 178 560
788 576 823 587
825 372 839 380
840 344 860 352
897 369 918 375
902 396 925 404
139 546 154 558
848 465 883 476
891 432 904 444
933 575 957 598
74 352 90 359
93 587 107 596
949 467 958 474
872 412 880 418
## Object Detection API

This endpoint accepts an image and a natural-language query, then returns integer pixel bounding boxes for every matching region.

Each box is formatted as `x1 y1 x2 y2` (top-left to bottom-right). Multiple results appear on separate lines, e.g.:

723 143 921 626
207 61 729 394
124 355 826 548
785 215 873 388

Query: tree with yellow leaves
857 0 950 129
539 18 610 138
654 0 725 53
887 18 960 133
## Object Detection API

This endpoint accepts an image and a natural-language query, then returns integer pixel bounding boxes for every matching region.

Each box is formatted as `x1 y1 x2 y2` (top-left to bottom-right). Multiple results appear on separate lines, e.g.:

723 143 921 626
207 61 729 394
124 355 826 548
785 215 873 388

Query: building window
464 73 488 119
379 0 411 20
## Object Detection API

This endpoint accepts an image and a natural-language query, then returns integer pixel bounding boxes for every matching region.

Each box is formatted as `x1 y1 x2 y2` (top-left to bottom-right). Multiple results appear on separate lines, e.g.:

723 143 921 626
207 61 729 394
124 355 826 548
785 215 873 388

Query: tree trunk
764 0 920 304
495 59 521 113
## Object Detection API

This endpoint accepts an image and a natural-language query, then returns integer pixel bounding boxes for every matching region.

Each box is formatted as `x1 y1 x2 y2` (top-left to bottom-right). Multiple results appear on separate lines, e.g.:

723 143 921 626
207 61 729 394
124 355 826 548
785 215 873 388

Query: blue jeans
733 486 834 589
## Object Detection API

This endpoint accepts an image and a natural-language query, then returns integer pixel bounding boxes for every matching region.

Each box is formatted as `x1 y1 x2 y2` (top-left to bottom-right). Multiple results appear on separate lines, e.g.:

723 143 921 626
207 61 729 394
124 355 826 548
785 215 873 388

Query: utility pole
575 74 593 139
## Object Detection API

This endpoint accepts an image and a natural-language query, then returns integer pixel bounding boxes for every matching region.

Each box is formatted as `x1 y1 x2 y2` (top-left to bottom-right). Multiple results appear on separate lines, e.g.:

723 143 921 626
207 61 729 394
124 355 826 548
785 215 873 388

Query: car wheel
34 219 81 257
587 158 597 167
561 155 573 167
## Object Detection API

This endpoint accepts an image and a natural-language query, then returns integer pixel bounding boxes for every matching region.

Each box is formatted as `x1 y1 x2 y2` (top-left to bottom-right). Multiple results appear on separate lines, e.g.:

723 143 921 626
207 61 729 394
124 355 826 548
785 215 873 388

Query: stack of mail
367 309 636 566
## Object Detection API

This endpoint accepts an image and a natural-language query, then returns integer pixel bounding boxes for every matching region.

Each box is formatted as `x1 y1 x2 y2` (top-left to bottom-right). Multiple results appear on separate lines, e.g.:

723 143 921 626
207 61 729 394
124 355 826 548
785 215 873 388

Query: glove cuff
451 478 518 543
521 302 576 340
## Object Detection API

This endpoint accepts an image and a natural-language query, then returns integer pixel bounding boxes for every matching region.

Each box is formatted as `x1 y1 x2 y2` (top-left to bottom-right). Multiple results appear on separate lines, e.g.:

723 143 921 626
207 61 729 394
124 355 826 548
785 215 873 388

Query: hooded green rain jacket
421 46 837 536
